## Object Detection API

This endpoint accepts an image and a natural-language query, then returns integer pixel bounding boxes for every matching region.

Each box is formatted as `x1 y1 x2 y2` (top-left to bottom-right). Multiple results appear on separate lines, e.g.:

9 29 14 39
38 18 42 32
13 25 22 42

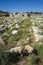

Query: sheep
24 45 33 53
9 46 22 54
6 45 38 57
21 45 33 56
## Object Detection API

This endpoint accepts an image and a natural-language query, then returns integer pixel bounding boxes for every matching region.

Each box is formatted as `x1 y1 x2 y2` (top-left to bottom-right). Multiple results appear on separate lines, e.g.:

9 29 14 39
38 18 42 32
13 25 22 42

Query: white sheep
23 45 33 54
9 46 22 54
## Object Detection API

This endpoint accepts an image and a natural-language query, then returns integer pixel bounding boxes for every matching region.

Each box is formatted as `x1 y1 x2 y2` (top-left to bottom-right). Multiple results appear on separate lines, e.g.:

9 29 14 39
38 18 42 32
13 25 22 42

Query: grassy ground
0 16 43 65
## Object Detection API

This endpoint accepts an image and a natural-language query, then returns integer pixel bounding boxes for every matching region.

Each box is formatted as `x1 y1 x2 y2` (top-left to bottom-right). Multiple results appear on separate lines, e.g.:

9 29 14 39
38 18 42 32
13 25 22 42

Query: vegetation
0 10 9 17
0 11 43 65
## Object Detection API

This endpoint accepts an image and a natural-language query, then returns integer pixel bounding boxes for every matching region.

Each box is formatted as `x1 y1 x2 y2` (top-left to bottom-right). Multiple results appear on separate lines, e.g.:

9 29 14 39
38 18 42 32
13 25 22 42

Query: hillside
0 10 9 17
0 11 43 65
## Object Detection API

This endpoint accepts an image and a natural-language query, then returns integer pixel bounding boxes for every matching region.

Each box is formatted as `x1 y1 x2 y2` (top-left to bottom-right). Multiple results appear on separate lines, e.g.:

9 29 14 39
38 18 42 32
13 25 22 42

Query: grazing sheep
24 45 33 53
9 46 22 54
21 45 33 56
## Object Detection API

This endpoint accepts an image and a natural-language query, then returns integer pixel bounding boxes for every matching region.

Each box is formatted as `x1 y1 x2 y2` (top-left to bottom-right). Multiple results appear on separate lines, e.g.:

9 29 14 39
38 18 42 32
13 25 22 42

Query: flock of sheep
6 45 38 57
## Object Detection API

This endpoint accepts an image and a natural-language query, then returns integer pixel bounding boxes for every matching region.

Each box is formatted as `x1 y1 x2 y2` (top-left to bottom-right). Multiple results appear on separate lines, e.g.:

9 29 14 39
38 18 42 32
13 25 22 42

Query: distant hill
0 10 9 17
0 10 43 17
26 11 42 14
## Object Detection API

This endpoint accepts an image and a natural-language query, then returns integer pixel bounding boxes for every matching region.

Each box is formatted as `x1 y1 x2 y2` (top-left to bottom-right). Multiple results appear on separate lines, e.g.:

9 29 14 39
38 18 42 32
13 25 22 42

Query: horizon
0 0 43 13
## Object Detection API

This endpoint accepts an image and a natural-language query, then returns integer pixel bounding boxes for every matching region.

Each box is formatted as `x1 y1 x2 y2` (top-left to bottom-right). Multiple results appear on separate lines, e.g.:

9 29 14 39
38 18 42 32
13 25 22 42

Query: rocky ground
0 11 43 65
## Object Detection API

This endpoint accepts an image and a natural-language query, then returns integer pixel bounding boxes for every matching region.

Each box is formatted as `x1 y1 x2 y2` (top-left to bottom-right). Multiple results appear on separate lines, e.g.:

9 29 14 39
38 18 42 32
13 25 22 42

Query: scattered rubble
12 30 18 35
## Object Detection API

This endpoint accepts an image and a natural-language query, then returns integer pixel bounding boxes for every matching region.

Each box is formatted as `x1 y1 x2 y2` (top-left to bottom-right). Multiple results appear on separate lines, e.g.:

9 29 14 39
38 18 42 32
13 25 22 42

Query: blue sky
0 0 43 13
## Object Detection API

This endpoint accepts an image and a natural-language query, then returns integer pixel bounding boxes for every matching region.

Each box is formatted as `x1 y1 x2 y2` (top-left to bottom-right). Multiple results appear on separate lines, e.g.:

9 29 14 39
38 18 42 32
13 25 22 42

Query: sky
0 0 43 13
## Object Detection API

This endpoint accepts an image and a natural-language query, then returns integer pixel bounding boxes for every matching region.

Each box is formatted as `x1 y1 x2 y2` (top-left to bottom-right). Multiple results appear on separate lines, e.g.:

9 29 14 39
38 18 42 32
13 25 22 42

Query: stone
12 30 18 35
